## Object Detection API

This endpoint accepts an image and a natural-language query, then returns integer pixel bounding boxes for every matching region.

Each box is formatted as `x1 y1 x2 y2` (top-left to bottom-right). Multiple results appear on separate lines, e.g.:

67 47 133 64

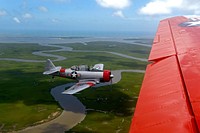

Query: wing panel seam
168 19 199 132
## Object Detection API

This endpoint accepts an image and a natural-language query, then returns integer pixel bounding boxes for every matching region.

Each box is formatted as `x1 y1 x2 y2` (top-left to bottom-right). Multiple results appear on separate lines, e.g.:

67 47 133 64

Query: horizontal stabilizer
43 67 61 75
43 59 61 75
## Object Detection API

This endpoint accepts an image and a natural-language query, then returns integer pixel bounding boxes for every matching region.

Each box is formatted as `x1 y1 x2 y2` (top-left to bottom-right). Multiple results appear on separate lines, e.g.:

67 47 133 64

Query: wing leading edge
130 16 200 133
62 81 96 94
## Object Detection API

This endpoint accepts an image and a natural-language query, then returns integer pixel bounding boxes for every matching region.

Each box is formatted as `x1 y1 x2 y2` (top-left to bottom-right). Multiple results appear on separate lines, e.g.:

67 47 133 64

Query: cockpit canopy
70 64 104 71
71 65 89 71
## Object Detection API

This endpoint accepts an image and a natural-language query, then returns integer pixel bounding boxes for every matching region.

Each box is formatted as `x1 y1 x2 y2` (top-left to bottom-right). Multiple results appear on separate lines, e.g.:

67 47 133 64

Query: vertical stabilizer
43 59 61 75
45 59 56 71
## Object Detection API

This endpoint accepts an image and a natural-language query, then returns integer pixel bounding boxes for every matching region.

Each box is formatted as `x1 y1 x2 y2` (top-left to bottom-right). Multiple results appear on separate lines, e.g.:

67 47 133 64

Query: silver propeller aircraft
43 59 114 94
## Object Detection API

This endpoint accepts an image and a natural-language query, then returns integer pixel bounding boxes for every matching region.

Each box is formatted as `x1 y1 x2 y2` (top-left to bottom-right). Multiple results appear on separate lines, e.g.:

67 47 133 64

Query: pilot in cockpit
70 65 90 71
70 65 79 71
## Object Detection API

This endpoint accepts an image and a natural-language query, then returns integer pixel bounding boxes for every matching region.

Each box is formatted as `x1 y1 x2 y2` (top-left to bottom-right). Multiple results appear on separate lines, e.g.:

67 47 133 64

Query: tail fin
45 59 56 71
43 59 61 75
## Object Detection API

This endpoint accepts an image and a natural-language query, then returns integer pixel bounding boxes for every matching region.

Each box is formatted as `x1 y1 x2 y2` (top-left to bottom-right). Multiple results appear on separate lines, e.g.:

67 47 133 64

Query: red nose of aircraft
103 70 114 82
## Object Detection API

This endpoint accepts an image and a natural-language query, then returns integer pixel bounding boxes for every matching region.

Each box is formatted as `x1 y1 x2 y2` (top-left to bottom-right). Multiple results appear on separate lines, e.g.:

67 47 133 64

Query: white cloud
22 13 32 19
113 10 125 18
52 18 60 23
96 0 131 9
140 0 200 15
182 0 200 15
140 0 183 15
38 6 48 12
0 10 7 16
13 17 21 24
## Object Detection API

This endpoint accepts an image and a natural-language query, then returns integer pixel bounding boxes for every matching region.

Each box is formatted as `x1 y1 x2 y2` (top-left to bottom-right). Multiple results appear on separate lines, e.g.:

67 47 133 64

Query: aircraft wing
130 16 200 133
62 81 96 94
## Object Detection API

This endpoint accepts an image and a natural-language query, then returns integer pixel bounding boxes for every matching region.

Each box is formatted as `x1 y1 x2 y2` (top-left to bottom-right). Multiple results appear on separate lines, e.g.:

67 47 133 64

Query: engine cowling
103 70 113 82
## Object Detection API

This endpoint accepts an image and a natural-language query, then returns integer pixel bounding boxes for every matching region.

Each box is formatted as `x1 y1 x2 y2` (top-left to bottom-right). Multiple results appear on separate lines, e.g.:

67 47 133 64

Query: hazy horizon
0 29 155 38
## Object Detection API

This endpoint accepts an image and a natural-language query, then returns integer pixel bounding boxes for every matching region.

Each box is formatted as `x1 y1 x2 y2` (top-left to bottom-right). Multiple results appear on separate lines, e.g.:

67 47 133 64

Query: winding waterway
0 37 148 133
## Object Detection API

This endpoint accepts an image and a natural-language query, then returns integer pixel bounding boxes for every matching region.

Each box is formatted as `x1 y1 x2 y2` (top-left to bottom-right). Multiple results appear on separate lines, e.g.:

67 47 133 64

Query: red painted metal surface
103 70 111 82
86 82 95 87
169 16 200 130
130 56 197 133
59 68 66 77
130 16 200 132
148 18 176 61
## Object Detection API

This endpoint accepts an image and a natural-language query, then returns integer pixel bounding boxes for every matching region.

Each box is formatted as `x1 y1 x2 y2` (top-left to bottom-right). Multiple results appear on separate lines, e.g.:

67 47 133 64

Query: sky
0 0 200 36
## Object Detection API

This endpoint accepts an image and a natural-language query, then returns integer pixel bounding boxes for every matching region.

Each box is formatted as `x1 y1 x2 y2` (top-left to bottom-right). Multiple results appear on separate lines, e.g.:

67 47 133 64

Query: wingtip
62 91 74 95
43 72 47 75
47 59 51 61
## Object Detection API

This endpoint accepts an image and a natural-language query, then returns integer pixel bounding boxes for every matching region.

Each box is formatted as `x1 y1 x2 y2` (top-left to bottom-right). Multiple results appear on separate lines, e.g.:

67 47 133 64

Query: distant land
0 29 155 38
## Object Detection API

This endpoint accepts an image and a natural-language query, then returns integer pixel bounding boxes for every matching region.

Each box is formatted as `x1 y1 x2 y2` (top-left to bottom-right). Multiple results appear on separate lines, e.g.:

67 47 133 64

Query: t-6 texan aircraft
43 59 114 94
129 16 200 133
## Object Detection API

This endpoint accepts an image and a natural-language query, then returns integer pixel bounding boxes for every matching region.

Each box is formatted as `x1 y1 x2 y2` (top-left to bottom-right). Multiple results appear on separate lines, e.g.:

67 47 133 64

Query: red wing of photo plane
129 16 200 133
